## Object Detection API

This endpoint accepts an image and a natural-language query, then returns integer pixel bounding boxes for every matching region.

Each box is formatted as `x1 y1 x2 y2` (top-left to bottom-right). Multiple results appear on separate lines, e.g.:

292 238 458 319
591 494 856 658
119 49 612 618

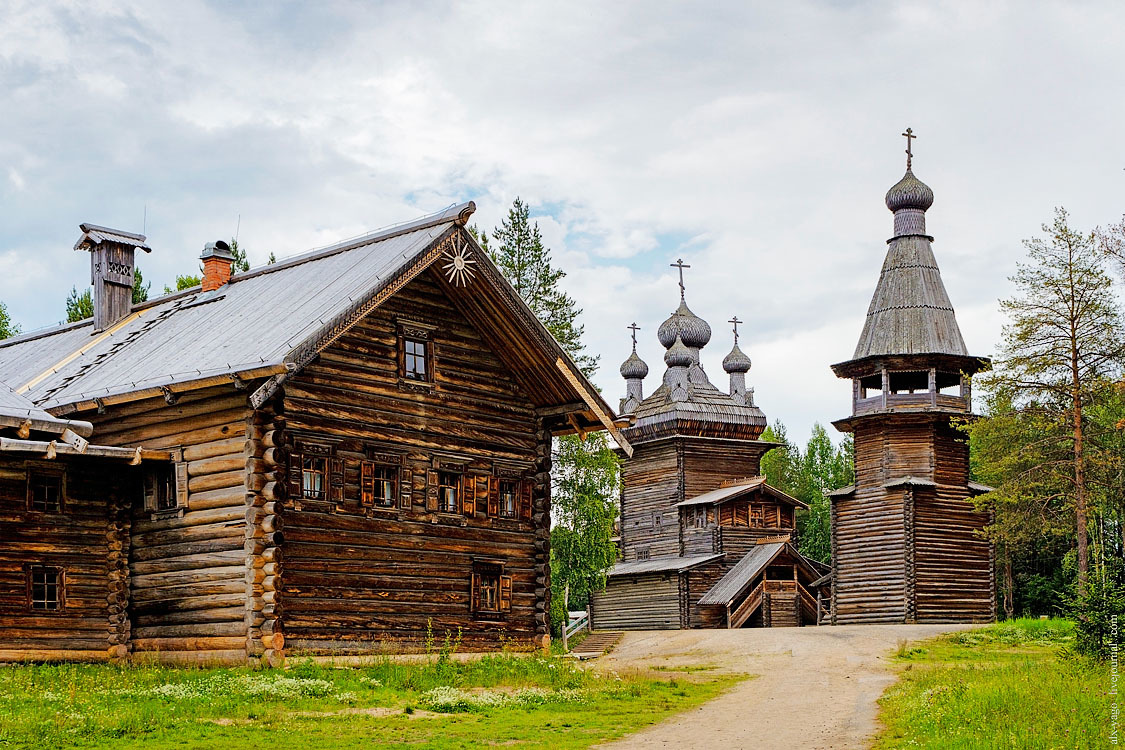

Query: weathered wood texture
589 574 680 630
832 416 992 624
682 560 727 628
279 270 547 652
86 386 251 655
0 455 133 659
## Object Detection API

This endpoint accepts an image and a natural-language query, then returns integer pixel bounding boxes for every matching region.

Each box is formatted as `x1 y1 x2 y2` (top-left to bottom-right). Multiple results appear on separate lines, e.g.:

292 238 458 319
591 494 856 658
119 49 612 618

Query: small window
499 480 517 519
28 470 63 513
438 472 459 513
636 548 651 561
144 463 181 512
403 337 430 381
471 564 511 615
361 462 397 508
302 456 327 499
29 567 62 611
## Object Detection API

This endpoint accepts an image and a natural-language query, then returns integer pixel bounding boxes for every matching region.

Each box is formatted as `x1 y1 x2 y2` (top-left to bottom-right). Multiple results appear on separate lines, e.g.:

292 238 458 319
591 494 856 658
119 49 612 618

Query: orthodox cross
728 315 742 345
627 322 641 351
671 259 691 299
902 127 916 170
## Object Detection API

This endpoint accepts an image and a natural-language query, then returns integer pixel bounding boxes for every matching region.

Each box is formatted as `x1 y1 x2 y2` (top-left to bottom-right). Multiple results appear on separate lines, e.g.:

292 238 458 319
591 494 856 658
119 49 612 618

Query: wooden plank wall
0 455 127 660
280 271 545 652
682 560 727 628
589 575 680 630
87 386 251 661
681 441 763 498
833 423 905 624
914 487 993 622
619 441 680 560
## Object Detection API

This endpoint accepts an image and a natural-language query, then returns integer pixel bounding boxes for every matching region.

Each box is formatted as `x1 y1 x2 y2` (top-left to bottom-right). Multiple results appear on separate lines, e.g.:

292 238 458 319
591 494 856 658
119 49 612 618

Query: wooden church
589 267 828 630
828 135 995 624
0 204 623 664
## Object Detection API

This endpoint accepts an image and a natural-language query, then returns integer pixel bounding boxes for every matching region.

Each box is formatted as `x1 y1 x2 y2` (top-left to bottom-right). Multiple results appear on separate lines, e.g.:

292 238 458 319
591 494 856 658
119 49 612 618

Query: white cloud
1 0 1124 443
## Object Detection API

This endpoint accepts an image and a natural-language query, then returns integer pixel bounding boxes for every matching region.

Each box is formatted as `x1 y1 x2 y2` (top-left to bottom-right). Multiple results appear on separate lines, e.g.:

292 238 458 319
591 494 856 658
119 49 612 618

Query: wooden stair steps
568 631 622 658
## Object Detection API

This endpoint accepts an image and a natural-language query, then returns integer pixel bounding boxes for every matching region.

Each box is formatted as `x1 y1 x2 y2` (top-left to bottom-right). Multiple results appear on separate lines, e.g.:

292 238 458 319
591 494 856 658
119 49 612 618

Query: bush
1068 572 1125 660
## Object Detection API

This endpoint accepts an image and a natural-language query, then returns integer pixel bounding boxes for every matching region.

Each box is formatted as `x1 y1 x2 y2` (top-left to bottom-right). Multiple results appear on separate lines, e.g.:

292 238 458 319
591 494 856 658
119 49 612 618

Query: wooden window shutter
288 450 303 500
475 476 489 515
330 458 345 503
360 461 375 507
470 572 481 612
461 474 474 515
499 575 512 613
519 479 533 521
426 470 439 512
487 476 500 517
174 462 189 508
143 471 157 512
400 467 413 510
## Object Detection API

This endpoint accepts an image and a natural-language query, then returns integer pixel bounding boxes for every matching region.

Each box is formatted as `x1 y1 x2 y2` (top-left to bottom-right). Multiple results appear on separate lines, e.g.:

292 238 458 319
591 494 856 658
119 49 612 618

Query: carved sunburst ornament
442 235 477 287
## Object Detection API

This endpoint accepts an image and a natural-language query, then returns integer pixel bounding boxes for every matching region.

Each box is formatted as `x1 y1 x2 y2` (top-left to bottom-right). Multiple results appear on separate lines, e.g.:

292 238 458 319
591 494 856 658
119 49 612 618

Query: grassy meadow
876 618 1112 749
0 650 741 749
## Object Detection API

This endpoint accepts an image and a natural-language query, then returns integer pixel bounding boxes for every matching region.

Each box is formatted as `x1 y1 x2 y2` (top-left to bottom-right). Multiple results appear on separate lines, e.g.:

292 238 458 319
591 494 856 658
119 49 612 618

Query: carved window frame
397 319 437 390
144 456 188 518
470 560 511 618
26 464 65 514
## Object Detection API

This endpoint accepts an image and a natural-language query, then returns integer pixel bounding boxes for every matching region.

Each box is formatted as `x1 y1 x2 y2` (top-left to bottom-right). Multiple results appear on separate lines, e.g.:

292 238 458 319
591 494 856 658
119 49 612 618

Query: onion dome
657 299 712 349
620 350 649 380
664 336 693 368
885 170 934 212
722 343 752 374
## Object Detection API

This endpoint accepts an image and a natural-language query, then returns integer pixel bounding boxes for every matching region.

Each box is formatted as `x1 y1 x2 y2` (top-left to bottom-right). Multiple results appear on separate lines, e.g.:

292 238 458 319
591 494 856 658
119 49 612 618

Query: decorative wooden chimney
828 129 994 626
73 224 152 332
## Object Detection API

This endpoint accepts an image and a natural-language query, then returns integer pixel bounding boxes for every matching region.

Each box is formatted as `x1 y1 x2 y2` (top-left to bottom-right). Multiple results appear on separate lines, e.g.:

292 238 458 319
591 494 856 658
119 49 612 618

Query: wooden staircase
568 631 622 659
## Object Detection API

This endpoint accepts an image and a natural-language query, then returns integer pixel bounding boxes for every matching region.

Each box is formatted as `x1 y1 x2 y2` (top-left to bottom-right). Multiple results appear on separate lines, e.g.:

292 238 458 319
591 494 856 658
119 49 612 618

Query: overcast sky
2 1 1123 445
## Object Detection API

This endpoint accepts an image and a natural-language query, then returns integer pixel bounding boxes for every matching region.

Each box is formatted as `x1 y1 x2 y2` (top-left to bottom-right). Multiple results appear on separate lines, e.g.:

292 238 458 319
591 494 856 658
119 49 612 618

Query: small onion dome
885 170 934 212
657 299 712 349
619 350 649 380
722 342 752 374
664 336 693 367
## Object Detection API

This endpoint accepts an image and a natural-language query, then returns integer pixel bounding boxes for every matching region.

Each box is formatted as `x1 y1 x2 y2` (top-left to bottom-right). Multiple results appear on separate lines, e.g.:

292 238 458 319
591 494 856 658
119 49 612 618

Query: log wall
589 574 680 630
914 486 993 622
619 441 680 561
87 386 251 661
279 271 546 652
0 455 132 660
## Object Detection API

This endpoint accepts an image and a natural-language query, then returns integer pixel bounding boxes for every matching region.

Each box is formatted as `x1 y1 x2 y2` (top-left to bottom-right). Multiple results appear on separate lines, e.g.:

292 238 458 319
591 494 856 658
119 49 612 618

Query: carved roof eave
622 411 769 445
831 352 991 379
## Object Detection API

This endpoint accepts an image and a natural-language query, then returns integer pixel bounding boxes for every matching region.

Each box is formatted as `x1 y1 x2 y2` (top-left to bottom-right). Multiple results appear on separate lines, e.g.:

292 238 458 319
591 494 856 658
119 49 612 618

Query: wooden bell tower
828 132 995 625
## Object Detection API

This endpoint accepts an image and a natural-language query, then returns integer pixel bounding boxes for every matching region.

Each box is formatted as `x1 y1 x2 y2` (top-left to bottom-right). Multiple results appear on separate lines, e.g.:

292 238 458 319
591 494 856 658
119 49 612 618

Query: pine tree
981 208 1125 588
0 302 19 340
229 239 251 273
487 198 597 375
65 267 149 322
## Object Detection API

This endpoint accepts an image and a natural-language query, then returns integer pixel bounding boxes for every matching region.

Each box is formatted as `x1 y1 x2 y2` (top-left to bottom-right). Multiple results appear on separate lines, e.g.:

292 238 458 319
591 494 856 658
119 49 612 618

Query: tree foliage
976 208 1125 589
760 421 852 563
0 302 19 340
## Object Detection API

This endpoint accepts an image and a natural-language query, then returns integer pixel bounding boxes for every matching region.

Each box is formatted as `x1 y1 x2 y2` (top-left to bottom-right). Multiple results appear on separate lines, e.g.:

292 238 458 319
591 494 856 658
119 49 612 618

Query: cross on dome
902 127 916 170
670 259 691 299
728 315 743 345
628 322 641 351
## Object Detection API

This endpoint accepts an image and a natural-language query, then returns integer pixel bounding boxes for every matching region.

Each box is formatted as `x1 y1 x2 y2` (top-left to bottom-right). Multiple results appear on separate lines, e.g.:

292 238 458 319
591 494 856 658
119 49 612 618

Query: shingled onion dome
722 342 752 374
657 299 712 350
620 350 650 380
664 336 694 368
885 169 934 238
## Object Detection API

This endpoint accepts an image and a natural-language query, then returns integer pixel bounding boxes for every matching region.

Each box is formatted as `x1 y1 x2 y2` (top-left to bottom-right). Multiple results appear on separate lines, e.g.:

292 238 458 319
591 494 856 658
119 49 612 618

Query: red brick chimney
200 241 234 292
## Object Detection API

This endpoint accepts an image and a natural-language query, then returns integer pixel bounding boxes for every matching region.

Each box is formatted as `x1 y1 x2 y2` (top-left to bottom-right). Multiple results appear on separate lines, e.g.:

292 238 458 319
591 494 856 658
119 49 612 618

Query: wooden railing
854 392 968 415
763 580 797 593
727 581 764 629
565 611 589 643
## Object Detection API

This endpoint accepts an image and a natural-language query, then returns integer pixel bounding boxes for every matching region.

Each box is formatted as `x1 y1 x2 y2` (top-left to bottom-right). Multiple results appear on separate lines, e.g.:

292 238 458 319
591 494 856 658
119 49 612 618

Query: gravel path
594 623 972 750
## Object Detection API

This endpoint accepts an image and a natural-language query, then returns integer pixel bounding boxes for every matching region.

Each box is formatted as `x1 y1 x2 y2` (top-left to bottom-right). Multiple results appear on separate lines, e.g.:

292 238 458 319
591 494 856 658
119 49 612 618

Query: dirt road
594 624 971 750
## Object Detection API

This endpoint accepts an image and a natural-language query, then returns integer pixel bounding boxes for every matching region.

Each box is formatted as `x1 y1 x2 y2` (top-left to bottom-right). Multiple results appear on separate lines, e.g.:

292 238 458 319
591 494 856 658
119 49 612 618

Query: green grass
876 618 1113 749
0 653 742 749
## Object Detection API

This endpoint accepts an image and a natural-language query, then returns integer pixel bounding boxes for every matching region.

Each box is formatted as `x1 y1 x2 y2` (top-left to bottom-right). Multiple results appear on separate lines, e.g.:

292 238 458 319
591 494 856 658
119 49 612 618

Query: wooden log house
589 277 828 630
0 381 169 661
0 205 624 663
828 138 995 624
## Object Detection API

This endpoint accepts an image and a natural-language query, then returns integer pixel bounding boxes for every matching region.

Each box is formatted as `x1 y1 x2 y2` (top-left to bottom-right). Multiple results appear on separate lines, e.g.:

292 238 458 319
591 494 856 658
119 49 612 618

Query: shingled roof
0 203 626 449
851 233 970 360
